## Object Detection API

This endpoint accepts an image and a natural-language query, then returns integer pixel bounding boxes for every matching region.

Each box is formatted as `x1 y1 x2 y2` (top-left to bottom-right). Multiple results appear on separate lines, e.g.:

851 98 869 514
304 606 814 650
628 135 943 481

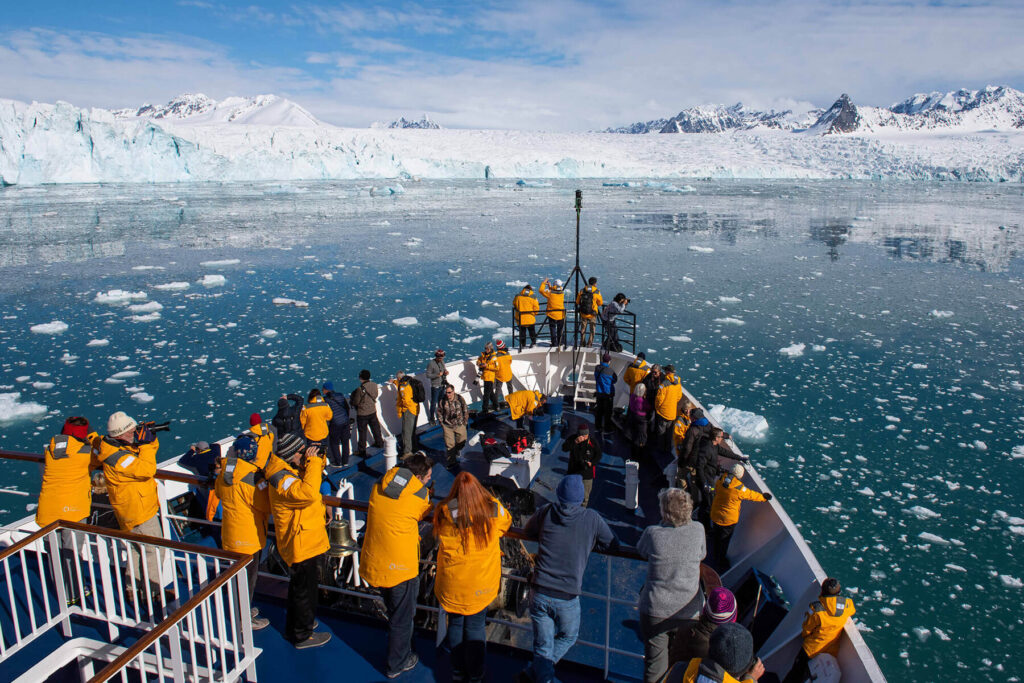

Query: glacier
2 95 1024 185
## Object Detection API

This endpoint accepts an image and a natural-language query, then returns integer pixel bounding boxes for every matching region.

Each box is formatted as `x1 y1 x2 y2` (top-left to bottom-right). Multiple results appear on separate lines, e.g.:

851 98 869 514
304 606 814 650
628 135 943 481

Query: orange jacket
477 351 496 382
215 449 271 554
434 497 511 615
539 280 565 321
493 349 514 383
681 658 754 683
710 473 766 527
507 390 542 420
300 397 333 441
36 433 99 526
99 436 160 530
672 414 691 450
802 595 856 657
513 288 540 325
623 359 649 390
654 373 683 420
395 379 419 416
360 466 431 588
265 454 329 566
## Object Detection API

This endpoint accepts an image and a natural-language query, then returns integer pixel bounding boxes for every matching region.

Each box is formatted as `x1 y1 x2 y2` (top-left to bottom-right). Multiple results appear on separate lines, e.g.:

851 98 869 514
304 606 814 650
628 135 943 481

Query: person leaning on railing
433 472 512 682
36 416 100 528
264 444 332 649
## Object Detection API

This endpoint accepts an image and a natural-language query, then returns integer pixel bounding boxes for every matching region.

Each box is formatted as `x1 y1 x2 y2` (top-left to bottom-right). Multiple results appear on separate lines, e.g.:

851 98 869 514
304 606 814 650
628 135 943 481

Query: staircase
571 349 601 407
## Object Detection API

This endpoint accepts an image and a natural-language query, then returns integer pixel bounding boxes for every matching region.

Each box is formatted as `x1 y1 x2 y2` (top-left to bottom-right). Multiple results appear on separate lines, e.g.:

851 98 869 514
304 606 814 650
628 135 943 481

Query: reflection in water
810 221 851 262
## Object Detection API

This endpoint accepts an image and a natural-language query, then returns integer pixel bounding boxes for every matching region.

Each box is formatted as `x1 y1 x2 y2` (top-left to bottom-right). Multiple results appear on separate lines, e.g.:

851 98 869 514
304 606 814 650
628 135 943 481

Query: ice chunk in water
200 259 240 267
904 505 941 520
0 393 48 422
779 343 806 357
153 282 190 291
199 274 226 287
86 339 110 347
95 290 147 305
260 329 279 338
30 321 68 334
393 317 418 326
688 246 714 253
707 404 768 440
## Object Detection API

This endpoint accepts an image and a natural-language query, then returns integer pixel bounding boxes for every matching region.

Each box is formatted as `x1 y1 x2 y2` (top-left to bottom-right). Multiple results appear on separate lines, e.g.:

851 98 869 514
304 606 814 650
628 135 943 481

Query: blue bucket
545 396 564 425
530 414 552 441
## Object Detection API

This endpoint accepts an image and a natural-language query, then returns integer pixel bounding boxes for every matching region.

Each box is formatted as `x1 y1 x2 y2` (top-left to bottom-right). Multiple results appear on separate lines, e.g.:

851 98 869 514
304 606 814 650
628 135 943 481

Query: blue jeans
446 608 487 680
429 385 443 422
382 576 419 675
527 592 581 683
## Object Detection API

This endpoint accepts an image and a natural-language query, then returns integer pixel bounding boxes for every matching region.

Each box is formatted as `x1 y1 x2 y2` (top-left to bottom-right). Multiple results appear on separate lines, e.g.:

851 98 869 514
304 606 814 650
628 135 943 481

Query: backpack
482 437 512 462
505 428 534 454
578 287 594 314
407 377 426 403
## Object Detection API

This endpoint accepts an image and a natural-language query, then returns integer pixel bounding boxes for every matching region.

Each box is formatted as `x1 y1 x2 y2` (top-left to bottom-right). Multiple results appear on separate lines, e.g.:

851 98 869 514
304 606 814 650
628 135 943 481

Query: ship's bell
327 518 356 558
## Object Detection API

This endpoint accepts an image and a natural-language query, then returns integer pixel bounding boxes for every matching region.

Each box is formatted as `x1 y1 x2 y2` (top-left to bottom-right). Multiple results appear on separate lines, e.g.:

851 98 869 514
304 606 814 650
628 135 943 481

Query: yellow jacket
513 288 540 326
395 379 419 416
710 473 766 527
672 414 691 449
37 433 99 526
576 286 603 319
493 349 513 383
99 436 160 530
623 359 649 390
654 374 683 420
507 390 542 420
477 351 496 382
215 450 271 554
681 658 753 683
434 497 512 615
539 281 565 321
361 466 431 588
300 397 333 441
265 454 329 566
802 595 856 657
248 422 277 464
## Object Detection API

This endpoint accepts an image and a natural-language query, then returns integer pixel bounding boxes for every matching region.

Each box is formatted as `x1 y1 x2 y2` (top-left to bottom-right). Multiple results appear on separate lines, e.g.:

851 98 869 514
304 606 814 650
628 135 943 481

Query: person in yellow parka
653 364 683 448
37 416 100 527
247 412 277 461
215 434 272 631
299 388 332 448
539 278 567 347
361 452 434 678
394 372 419 456
98 411 163 595
513 284 540 350
493 339 515 400
709 464 770 571
433 471 512 682
507 389 546 428
477 342 498 414
782 578 856 683
265 444 332 649
575 276 603 347
623 353 650 391
679 622 764 683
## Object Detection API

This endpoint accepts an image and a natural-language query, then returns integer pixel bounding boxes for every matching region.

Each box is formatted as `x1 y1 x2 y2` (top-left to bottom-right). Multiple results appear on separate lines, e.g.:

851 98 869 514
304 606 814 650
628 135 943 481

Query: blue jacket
323 390 351 427
594 363 617 395
524 502 618 598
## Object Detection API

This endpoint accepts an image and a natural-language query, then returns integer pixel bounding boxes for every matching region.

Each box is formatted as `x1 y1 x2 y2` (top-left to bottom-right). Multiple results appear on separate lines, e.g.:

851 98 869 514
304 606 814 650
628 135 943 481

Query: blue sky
2 0 1023 130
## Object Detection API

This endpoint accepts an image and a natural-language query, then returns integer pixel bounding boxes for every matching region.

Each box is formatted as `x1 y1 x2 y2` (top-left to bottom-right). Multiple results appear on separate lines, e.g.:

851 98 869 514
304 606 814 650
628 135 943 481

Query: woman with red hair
433 472 512 682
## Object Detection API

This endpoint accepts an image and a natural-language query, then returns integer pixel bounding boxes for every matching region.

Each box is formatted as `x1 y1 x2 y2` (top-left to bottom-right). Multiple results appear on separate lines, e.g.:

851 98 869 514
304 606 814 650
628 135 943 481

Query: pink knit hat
704 587 738 624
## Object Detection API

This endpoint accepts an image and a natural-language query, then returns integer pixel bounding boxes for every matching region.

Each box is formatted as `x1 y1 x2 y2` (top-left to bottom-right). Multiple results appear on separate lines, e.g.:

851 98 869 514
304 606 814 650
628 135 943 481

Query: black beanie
708 623 754 677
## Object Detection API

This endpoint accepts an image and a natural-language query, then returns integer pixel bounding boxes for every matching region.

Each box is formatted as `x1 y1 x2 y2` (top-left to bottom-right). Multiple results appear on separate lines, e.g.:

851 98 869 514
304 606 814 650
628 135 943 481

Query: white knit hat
554 279 563 287
732 464 745 479
107 411 137 437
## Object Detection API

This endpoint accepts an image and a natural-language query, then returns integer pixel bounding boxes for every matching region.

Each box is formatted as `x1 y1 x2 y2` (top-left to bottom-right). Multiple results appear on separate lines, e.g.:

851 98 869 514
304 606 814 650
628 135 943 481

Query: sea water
0 179 1022 679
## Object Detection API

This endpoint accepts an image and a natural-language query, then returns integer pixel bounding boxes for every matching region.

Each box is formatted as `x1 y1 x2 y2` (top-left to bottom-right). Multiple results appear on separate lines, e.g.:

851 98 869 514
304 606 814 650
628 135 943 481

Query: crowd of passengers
32 280 856 683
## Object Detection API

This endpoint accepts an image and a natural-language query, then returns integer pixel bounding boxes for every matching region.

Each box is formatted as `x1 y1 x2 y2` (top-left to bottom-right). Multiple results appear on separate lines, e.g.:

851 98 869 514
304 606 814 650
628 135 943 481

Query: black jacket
562 435 602 480
524 502 618 598
323 390 351 427
272 393 303 435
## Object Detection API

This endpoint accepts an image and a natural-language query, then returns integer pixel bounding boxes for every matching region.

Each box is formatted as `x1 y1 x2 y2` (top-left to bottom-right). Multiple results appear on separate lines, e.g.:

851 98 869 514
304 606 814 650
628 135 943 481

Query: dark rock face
813 94 860 134
604 119 669 134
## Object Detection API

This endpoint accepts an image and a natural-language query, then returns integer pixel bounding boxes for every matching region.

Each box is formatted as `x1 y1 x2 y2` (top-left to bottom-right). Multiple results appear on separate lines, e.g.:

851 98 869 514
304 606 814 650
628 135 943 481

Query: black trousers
594 393 614 432
710 522 736 572
355 413 383 455
286 554 323 643
382 576 420 675
482 381 499 412
327 423 351 466
518 324 537 348
783 648 810 683
548 318 566 346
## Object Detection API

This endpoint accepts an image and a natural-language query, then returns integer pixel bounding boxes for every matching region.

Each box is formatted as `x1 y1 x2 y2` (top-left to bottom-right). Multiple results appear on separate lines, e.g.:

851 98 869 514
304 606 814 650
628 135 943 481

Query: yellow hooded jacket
265 454 329 566
215 445 271 555
248 422 277 462
507 390 542 420
513 287 540 326
711 473 767 527
360 466 431 588
37 432 100 526
477 351 496 382
654 374 683 420
300 397 333 441
672 414 692 450
802 595 856 657
395 379 419 416
539 281 565 321
99 436 160 531
576 286 603 320
493 349 513 383
623 359 649 390
434 497 512 615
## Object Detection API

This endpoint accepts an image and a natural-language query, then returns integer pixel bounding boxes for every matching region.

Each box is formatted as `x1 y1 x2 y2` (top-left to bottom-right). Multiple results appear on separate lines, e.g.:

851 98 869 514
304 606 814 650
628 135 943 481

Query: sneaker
251 616 270 631
294 631 331 649
251 607 259 619
386 652 419 678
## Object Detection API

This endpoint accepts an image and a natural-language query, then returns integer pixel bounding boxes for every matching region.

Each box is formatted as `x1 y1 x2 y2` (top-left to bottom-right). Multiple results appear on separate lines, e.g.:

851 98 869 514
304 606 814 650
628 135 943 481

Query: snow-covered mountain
113 93 321 127
2 93 1023 185
371 115 442 130
658 104 816 134
604 118 669 134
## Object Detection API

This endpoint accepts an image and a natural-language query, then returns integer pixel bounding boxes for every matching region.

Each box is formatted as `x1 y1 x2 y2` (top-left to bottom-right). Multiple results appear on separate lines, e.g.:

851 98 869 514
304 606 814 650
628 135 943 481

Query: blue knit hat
232 435 258 462
556 474 585 505
322 380 334 392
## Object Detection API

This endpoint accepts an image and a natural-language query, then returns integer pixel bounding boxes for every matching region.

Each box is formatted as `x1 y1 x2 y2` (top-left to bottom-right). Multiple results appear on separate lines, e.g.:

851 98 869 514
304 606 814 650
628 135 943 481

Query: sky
1 0 1023 131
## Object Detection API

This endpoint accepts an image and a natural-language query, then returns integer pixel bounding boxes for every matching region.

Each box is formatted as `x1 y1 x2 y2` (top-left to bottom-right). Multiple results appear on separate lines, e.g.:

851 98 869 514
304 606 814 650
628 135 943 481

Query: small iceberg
393 316 418 326
30 321 68 335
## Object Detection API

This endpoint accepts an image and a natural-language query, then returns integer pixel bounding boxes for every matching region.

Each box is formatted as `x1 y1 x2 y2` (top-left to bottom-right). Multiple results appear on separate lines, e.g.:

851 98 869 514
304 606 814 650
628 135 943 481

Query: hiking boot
251 615 270 631
294 631 331 649
386 652 419 678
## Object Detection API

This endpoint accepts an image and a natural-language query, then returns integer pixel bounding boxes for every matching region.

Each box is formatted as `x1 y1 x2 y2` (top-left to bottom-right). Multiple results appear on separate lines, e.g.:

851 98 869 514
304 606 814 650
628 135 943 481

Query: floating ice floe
461 335 483 344
999 575 1023 588
0 393 48 423
904 505 941 520
713 317 744 325
1010 445 1024 459
131 265 164 271
669 335 691 342
918 532 960 546
110 371 140 379
128 301 163 313
200 259 241 267
463 316 499 330
448 268 462 275
719 296 741 304
130 392 155 404
153 282 190 291
643 181 694 193
392 317 418 326
911 363 928 369
272 297 309 307
811 344 826 351
86 339 110 347
30 321 68 334
227 380 241 388
779 343 806 357
130 312 161 323
931 310 954 318
31 381 55 390
369 185 404 196
95 290 147 305
199 274 226 287
707 404 768 440
682 276 695 283
688 246 715 253
260 329 279 338
516 180 552 188
506 280 528 288
438 311 461 322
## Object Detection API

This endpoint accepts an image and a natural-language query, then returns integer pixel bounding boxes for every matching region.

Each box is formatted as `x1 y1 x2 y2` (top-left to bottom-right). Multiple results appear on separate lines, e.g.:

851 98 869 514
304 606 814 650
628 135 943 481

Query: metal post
45 531 72 636
604 556 612 679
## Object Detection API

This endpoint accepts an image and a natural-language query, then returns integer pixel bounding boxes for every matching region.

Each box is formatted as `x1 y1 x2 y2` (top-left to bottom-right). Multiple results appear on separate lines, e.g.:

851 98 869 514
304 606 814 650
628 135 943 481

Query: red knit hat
495 339 507 350
249 413 262 426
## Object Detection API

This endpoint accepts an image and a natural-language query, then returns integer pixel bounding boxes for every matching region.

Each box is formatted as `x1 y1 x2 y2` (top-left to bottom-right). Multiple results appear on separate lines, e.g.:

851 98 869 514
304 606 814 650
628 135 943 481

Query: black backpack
578 287 594 314
407 377 426 403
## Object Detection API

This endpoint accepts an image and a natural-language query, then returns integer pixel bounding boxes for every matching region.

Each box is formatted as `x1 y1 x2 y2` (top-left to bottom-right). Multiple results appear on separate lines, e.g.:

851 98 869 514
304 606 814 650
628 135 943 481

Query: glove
134 424 156 445
763 492 773 501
